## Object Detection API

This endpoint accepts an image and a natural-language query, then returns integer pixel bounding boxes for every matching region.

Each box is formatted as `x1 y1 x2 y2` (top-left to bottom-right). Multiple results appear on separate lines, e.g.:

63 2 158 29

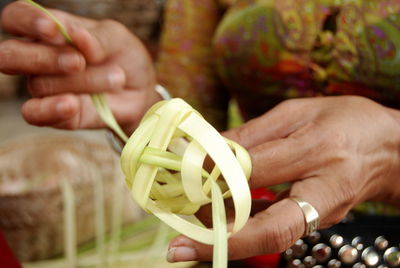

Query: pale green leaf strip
131 102 185 206
132 164 158 208
155 169 179 184
181 140 210 204
147 201 215 245
117 98 253 268
168 137 189 156
211 179 228 268
155 196 199 215
93 172 106 268
23 0 72 43
226 139 252 179
142 223 170 268
61 178 77 268
131 99 192 207
108 169 124 265
202 165 222 197
140 147 182 171
158 183 184 198
178 112 251 233
90 94 128 143
120 114 157 184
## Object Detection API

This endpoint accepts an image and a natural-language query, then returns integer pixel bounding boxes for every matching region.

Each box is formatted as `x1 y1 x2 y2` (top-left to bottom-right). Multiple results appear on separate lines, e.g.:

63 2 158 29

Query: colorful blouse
213 0 400 120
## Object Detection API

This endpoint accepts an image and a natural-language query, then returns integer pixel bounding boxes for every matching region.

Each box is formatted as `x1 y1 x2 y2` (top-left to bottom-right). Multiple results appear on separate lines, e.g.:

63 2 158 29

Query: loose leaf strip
91 94 129 143
92 167 106 267
178 111 251 234
23 0 72 43
61 178 77 268
211 179 227 268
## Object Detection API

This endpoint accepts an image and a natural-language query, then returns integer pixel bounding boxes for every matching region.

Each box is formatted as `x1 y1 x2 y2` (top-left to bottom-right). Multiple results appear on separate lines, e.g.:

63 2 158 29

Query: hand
0 1 160 131
167 96 400 262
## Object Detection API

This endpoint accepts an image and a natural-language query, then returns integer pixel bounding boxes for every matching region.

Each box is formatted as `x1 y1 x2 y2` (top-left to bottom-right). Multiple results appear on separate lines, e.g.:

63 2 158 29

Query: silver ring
288 197 319 236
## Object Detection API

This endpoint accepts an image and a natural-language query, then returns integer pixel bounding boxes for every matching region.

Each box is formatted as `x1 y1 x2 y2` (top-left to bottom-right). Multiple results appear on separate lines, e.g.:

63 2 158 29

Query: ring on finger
288 196 319 236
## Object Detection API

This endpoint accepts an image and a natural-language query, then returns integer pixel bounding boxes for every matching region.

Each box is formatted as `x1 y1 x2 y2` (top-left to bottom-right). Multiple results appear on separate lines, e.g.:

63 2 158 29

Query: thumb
166 198 308 262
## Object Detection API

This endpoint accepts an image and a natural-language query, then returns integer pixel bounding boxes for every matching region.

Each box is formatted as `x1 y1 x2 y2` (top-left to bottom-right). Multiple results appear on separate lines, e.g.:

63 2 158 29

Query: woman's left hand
167 95 400 262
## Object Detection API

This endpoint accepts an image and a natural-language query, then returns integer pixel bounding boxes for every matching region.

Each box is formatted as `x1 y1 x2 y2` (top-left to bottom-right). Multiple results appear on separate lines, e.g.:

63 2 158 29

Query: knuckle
233 125 251 145
31 49 50 71
100 19 128 35
324 128 348 153
60 121 79 130
338 174 357 207
29 77 54 97
0 40 16 70
330 211 347 226
264 224 297 253
325 206 350 227
276 98 303 112
312 126 350 165
82 72 96 90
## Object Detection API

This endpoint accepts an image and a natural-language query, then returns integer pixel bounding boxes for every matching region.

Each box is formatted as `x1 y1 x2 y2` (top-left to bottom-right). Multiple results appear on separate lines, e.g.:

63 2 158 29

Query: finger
21 90 148 129
248 138 312 188
2 1 67 44
195 200 235 228
195 199 274 228
0 39 85 75
167 198 305 262
21 94 82 127
2 1 136 64
247 118 335 189
289 175 356 228
28 64 126 97
168 179 347 262
223 99 316 149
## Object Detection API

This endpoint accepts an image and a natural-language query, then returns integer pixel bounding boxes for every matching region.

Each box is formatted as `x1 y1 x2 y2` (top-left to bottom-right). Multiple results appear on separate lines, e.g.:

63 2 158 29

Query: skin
0 1 161 133
1 0 400 263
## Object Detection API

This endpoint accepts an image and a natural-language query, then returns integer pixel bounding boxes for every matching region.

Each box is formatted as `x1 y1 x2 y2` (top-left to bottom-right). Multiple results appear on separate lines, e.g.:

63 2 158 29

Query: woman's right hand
0 0 161 132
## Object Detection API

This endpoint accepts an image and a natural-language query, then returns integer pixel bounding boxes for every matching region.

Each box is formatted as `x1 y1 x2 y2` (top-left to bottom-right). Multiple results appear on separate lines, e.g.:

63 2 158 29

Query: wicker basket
0 134 143 262
36 0 163 41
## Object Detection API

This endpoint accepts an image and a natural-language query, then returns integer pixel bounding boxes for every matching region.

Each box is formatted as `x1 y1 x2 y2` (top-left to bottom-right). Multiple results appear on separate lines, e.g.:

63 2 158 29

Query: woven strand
121 98 252 245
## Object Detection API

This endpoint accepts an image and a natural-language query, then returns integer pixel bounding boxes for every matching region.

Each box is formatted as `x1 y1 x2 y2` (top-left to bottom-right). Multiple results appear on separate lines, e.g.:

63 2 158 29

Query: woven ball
121 98 252 245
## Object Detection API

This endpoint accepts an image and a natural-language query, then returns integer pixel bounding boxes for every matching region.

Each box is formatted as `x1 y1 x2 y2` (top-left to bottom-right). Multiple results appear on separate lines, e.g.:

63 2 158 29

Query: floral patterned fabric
214 0 400 120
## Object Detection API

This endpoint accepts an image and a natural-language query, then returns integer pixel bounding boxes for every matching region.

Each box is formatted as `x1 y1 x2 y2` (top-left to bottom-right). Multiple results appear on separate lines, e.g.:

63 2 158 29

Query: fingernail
58 53 83 72
108 67 126 88
167 247 197 263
